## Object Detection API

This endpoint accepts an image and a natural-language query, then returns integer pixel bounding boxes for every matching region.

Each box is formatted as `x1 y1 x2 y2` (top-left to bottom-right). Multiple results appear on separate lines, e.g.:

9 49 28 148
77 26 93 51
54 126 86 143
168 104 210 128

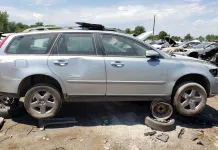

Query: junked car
0 22 218 119
198 46 218 66
179 42 218 58
162 37 201 54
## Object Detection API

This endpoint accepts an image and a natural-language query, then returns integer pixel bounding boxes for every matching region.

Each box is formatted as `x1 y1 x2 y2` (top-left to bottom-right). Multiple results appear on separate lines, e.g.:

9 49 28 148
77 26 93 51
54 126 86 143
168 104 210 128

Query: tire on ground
173 81 207 116
24 84 62 119
144 116 175 131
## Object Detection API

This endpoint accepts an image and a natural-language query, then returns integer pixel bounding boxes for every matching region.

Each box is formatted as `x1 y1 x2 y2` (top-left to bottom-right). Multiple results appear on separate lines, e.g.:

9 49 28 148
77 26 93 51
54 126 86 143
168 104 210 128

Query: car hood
164 37 176 45
136 31 153 41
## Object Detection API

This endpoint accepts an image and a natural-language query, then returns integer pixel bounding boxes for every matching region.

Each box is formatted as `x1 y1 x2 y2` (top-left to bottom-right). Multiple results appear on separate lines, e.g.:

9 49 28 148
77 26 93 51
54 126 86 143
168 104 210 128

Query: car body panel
48 55 106 95
103 56 168 96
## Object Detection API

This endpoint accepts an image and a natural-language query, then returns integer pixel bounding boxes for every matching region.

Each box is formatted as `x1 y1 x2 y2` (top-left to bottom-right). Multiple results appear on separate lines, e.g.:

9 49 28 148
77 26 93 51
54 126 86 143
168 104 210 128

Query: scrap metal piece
197 140 204 146
38 117 77 130
144 131 157 136
178 128 185 139
156 133 169 142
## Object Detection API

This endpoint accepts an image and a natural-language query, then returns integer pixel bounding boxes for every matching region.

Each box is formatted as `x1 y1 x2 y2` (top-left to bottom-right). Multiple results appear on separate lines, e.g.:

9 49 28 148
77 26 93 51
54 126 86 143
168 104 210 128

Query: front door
100 34 168 96
48 33 106 96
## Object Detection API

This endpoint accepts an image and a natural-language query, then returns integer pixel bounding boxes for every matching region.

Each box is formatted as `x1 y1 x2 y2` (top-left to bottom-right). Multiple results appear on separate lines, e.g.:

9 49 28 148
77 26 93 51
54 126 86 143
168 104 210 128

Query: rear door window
52 33 96 55
6 33 58 54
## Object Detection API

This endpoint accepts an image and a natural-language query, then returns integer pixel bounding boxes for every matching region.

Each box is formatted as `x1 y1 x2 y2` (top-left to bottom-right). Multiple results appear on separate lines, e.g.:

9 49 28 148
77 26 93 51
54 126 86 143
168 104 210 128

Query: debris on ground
191 136 198 141
178 128 185 139
38 117 77 130
156 133 169 142
51 147 65 150
197 140 205 146
42 136 49 141
144 131 157 136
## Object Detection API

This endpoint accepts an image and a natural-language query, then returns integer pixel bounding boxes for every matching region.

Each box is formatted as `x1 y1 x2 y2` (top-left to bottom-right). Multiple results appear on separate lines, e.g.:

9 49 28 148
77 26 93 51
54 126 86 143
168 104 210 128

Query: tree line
1 11 218 42
125 27 218 42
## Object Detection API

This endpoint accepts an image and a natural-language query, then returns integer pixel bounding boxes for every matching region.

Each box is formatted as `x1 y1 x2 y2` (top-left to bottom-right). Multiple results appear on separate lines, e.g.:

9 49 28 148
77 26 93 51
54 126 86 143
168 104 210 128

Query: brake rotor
151 101 173 120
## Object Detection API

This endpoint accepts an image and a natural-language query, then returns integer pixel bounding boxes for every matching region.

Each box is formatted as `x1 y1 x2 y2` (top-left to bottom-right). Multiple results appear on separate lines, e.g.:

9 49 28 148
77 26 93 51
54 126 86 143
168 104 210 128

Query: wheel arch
172 73 210 98
18 74 67 98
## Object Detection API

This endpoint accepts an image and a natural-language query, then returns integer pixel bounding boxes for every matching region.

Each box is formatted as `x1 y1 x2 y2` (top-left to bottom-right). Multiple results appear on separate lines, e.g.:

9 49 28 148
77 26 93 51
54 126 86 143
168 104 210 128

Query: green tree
45 24 55 27
30 22 44 28
134 26 145 36
196 36 204 42
14 22 29 32
8 21 16 32
184 33 193 41
158 31 168 40
206 34 218 41
147 35 159 41
125 28 131 34
171 36 181 41
0 11 10 33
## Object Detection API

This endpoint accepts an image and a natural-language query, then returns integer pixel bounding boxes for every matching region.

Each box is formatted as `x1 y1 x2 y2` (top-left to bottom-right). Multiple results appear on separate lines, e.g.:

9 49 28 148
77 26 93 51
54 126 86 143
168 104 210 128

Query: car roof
11 29 135 39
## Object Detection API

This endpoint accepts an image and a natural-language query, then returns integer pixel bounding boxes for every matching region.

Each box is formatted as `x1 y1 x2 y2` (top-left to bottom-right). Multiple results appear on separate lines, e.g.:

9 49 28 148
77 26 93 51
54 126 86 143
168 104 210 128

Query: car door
48 33 106 96
100 34 169 96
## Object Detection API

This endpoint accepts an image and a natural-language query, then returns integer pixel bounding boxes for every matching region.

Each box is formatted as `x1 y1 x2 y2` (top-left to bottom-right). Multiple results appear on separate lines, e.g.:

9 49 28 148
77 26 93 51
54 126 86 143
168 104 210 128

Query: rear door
48 33 106 96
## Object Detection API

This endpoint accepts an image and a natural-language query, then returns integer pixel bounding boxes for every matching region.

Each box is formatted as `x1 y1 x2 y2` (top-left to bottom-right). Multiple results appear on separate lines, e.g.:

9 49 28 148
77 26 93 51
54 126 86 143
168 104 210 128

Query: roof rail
22 26 63 33
21 22 125 33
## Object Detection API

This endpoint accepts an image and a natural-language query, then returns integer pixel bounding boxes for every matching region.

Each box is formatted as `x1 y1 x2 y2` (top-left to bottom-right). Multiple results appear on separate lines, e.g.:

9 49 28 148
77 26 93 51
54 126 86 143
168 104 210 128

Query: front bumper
209 77 218 97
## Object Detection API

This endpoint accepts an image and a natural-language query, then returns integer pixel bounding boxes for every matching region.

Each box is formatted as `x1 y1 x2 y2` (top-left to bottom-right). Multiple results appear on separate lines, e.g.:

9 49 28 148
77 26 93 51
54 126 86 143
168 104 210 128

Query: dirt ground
0 96 218 150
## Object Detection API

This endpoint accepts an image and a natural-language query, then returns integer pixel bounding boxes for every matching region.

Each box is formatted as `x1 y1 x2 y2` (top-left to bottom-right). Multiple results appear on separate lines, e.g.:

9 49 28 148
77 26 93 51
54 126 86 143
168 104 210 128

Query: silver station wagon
0 23 218 119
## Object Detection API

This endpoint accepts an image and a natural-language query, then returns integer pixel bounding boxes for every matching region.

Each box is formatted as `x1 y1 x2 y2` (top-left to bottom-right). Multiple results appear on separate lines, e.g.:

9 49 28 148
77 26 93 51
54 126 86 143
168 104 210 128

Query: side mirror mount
146 50 159 58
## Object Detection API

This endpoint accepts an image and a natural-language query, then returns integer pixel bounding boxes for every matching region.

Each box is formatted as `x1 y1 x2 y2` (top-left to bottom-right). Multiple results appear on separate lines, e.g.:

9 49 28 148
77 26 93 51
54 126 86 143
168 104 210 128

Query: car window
6 33 57 54
101 34 153 56
54 33 96 55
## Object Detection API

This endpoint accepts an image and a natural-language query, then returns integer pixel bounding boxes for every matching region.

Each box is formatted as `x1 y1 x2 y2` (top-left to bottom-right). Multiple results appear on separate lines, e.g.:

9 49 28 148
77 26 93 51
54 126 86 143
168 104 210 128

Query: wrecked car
178 42 218 58
162 37 201 54
198 46 218 66
0 22 218 119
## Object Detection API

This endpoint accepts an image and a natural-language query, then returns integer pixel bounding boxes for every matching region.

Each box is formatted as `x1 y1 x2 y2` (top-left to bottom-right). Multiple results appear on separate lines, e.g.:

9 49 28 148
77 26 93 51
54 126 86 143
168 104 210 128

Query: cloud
0 6 43 21
33 13 43 19
184 0 201 3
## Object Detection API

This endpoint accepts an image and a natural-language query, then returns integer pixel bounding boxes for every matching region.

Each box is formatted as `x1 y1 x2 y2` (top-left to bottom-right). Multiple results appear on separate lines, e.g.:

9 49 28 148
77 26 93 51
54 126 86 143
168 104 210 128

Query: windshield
205 43 218 49
193 42 209 49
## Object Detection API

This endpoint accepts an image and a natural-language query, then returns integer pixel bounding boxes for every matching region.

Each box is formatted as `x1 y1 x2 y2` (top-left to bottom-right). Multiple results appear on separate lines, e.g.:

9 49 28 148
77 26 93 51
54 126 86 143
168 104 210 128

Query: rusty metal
38 117 77 130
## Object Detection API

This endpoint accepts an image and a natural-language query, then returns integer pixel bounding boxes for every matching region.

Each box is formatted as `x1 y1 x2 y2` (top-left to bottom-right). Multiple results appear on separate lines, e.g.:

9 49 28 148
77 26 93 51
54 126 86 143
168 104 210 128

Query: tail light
0 35 10 48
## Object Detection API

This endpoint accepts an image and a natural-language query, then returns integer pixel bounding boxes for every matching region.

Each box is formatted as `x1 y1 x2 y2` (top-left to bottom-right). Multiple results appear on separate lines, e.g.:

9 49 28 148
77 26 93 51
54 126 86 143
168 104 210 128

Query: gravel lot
0 96 218 150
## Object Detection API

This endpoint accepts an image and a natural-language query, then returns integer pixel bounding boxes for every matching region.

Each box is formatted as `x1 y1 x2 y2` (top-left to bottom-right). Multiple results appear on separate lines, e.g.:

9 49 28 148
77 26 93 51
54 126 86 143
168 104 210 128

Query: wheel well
188 52 199 58
172 74 210 98
18 75 63 97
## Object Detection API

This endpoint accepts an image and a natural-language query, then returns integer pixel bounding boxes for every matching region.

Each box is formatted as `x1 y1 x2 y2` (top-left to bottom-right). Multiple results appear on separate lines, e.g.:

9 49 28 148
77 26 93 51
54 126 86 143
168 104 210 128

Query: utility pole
152 15 156 41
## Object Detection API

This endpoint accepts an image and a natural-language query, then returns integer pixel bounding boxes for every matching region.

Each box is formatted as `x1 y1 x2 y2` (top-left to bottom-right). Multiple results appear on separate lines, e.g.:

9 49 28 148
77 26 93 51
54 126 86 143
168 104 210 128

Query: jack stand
38 117 78 130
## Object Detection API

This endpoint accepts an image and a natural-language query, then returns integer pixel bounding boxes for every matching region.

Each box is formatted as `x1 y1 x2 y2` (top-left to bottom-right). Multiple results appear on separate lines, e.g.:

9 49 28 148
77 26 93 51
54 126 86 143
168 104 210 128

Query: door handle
54 60 68 66
111 61 124 67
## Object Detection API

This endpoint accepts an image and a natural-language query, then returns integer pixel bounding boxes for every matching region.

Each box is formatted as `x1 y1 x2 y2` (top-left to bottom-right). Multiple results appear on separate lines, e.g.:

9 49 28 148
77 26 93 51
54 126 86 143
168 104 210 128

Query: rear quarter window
6 33 58 54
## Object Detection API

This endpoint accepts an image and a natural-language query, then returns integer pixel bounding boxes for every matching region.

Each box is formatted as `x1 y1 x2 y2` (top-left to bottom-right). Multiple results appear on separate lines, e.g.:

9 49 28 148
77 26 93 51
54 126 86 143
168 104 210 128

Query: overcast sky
0 0 218 37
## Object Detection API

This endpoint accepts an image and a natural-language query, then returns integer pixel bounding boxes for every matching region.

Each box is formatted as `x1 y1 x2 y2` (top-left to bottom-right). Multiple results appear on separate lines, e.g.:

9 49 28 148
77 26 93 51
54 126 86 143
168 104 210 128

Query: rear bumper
0 79 21 95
